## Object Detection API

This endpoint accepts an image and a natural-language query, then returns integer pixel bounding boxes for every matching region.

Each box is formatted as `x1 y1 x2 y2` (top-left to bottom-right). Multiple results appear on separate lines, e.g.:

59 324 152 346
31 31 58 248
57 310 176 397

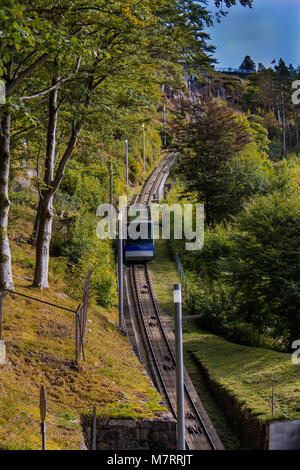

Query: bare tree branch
19 57 82 101
6 53 50 96
12 51 38 79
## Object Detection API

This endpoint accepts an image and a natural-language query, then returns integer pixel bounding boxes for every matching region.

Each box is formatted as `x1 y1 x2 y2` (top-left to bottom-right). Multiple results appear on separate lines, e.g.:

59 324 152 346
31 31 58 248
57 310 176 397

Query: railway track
138 154 174 206
124 155 223 450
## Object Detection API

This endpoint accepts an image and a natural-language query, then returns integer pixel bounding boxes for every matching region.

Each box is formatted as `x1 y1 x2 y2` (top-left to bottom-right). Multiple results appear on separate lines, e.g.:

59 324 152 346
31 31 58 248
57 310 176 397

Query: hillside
0 188 165 451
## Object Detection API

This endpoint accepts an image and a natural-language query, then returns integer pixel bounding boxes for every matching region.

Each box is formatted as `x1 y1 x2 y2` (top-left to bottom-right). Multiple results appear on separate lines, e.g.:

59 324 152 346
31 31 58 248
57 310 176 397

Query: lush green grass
186 329 300 422
150 237 300 448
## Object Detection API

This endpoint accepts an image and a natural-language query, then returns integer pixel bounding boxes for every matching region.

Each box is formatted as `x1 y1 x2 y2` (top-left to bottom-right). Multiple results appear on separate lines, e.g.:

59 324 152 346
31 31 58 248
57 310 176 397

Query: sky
207 0 300 69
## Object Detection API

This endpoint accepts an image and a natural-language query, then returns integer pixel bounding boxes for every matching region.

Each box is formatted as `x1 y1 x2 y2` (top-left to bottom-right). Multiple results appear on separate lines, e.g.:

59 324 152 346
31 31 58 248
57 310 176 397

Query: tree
223 193 300 348
1 0 164 288
171 97 251 226
0 0 257 290
215 0 253 5
239 55 256 73
214 0 253 20
0 0 70 288
32 0 162 287
274 58 290 82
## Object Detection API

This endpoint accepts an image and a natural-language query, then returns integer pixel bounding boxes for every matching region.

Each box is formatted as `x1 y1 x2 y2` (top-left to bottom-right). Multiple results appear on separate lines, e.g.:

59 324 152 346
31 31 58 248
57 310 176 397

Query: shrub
182 225 233 278
64 214 117 308
224 322 261 347
223 192 300 348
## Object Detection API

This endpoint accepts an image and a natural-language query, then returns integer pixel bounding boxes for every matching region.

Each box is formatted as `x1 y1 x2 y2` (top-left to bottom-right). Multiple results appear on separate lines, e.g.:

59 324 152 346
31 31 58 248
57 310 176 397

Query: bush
64 214 117 308
223 192 300 348
189 279 238 335
182 225 233 278
224 322 261 347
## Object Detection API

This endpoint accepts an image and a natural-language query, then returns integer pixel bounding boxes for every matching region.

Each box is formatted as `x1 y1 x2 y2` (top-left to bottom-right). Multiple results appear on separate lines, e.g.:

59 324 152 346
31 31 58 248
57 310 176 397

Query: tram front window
126 221 153 246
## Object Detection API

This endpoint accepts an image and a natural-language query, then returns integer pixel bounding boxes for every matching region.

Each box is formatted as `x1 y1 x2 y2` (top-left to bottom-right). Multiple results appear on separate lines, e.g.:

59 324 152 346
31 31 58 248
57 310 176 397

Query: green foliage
239 55 256 73
172 98 273 225
179 225 232 278
224 322 261 347
189 278 238 334
185 188 300 349
169 151 300 350
240 59 300 159
223 192 300 348
63 213 117 308
59 161 106 213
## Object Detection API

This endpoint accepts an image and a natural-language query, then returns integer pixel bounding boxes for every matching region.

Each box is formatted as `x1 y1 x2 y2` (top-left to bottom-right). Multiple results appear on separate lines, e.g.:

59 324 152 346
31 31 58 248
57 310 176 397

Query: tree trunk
287 121 293 153
31 74 58 246
31 197 42 245
33 195 54 288
33 71 91 288
281 89 287 157
0 111 14 289
294 109 299 150
33 75 58 288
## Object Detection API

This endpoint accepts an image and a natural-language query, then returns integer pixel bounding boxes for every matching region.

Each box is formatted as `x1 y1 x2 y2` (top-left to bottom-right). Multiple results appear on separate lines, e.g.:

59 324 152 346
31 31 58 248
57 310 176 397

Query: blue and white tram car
124 208 154 262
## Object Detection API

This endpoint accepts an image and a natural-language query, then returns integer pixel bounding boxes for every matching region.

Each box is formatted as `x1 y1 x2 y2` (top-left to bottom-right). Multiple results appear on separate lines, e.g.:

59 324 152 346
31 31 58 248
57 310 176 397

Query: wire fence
0 383 93 450
0 273 95 450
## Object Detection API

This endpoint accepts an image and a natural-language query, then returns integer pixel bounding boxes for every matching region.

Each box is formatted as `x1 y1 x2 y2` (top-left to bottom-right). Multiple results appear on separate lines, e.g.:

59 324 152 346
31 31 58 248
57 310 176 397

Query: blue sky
207 0 300 69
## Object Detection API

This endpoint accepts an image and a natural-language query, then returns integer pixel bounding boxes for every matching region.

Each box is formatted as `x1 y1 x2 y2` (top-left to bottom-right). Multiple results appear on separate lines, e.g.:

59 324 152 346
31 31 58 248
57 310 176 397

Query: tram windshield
126 221 153 246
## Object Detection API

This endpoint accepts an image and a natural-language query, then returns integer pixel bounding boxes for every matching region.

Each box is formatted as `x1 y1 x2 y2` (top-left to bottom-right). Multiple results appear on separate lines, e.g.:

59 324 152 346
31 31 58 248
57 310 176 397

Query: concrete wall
268 420 300 450
196 358 267 449
192 353 300 450
81 417 177 450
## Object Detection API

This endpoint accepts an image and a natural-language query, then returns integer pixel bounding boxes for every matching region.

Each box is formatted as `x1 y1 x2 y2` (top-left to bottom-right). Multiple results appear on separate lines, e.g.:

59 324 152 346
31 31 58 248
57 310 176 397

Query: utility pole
125 139 128 189
142 123 145 173
40 385 47 451
110 163 113 234
110 163 113 206
271 371 274 416
281 85 287 157
118 211 124 329
163 106 167 147
174 283 185 450
92 406 97 450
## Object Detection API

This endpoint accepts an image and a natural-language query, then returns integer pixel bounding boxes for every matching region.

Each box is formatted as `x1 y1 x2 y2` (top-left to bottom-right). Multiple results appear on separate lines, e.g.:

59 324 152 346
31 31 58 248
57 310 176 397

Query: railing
175 253 185 282
214 67 254 74
175 253 193 302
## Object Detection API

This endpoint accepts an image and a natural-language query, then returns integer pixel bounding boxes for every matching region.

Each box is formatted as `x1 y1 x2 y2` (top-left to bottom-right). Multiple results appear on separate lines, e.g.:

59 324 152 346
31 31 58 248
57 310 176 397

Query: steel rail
131 265 177 419
145 267 217 450
131 263 191 450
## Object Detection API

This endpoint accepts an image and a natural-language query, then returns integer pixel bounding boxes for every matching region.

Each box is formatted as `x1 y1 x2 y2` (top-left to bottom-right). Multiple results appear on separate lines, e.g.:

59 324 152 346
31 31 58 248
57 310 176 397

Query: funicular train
123 204 154 263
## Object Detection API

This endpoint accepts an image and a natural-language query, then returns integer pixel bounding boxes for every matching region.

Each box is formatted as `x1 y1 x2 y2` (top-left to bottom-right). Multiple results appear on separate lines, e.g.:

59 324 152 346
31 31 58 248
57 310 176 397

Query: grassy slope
0 205 164 450
150 238 300 449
